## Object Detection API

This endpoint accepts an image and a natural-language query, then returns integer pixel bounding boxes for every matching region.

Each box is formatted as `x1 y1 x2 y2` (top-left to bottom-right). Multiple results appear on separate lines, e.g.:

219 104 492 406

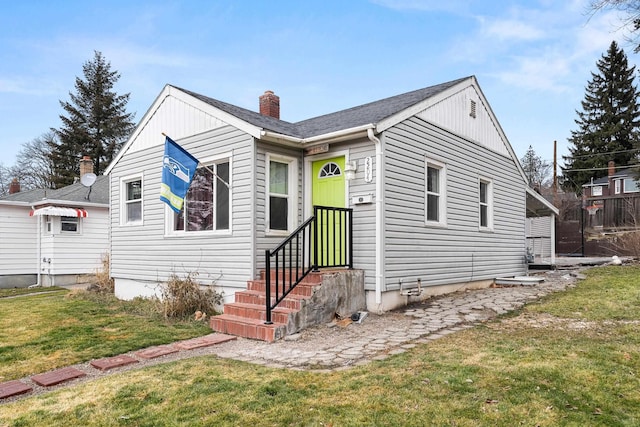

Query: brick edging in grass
0 333 237 401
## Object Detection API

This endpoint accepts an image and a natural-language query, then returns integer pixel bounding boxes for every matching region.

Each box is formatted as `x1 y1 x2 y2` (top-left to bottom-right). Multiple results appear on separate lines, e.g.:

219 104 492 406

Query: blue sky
0 0 634 170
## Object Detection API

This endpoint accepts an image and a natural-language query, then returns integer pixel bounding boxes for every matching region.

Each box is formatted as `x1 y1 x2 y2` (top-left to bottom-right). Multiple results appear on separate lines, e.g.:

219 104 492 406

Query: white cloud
448 1 636 95
491 52 573 92
370 0 471 14
480 17 546 41
0 77 58 96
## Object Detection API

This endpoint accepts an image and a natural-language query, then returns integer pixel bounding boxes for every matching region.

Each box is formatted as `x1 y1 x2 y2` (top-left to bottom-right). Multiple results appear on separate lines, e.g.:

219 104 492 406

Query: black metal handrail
265 206 353 324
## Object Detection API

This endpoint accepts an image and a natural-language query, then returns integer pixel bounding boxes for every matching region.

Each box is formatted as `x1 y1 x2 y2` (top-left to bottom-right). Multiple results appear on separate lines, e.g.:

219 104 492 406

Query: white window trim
266 153 298 235
61 216 81 234
615 179 622 195
120 173 143 226
479 176 494 231
166 152 233 236
425 158 447 227
624 178 640 193
45 215 53 235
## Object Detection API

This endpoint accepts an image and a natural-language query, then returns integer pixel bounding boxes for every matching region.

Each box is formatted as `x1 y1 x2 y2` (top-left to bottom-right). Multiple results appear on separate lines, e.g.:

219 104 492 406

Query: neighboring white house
0 162 109 288
105 76 557 312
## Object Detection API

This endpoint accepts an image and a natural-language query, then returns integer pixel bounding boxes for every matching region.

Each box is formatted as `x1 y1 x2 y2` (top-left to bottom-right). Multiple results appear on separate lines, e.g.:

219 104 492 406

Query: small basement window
61 216 79 233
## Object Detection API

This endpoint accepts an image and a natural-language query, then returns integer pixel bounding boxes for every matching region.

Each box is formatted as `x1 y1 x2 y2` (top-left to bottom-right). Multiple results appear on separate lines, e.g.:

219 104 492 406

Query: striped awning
29 206 88 218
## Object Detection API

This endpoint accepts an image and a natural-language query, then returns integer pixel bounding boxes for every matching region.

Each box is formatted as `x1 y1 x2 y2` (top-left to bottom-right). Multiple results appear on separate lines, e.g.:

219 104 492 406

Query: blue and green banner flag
160 136 199 213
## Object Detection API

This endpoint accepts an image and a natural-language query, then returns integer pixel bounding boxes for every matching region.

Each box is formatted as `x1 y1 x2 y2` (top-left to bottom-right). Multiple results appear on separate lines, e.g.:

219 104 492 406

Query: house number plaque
364 157 373 183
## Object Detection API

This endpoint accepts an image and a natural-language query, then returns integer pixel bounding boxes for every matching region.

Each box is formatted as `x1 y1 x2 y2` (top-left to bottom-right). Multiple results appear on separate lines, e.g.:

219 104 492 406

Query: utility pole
553 140 558 206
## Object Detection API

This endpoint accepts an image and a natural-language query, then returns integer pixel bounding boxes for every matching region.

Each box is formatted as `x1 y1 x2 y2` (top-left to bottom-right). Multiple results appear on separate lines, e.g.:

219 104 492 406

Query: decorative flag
160 136 199 213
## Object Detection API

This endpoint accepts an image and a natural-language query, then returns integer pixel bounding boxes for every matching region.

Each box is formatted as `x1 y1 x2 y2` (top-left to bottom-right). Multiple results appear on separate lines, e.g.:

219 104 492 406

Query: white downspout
35 209 42 286
550 213 556 265
367 128 384 307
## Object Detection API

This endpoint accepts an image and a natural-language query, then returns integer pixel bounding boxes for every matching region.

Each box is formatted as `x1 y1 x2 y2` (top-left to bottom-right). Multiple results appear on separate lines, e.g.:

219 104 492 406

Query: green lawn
1 266 639 426
0 290 211 382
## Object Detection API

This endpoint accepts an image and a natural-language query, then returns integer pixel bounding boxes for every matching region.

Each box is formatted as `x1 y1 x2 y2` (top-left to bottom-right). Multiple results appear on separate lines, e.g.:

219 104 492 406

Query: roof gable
105 76 525 181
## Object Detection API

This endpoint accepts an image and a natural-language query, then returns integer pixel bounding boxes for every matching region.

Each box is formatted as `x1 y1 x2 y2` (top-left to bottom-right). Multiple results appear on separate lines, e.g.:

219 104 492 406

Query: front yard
1 266 639 426
0 289 211 382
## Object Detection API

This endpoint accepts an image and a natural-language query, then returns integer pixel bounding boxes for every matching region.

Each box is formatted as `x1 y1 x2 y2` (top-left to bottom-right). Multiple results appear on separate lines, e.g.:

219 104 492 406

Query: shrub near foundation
159 273 223 320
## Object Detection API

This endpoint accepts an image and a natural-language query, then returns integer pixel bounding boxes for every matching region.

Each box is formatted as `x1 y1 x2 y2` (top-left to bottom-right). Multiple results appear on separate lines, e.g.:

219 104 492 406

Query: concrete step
210 314 286 343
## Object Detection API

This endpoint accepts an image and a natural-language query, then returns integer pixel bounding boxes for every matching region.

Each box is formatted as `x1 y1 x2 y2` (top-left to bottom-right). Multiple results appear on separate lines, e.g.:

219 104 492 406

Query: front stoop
210 269 365 342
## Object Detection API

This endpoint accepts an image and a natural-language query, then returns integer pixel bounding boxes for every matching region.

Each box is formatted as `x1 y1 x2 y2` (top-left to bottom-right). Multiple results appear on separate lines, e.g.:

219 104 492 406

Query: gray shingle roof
583 167 640 187
175 76 471 138
0 175 109 205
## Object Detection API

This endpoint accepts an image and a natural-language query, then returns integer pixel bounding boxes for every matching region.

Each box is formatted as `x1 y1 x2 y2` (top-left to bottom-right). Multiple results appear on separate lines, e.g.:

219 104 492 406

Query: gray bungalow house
0 159 109 288
105 76 556 340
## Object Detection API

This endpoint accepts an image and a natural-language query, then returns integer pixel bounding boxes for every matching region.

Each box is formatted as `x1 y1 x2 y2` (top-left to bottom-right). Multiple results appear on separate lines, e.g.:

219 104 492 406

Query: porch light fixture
344 160 357 181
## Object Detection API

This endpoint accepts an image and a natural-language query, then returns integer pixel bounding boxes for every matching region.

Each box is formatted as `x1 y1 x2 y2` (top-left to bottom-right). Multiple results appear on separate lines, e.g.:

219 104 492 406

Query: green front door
312 156 345 208
312 156 346 266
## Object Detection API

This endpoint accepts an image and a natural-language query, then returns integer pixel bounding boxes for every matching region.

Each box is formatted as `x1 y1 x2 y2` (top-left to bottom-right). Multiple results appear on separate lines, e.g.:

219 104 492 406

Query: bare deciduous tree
589 1 640 52
10 132 56 191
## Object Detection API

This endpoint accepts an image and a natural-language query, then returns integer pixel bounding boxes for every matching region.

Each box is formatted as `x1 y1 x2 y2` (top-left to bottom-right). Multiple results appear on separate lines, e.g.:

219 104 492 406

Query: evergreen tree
520 145 551 190
50 51 135 188
562 41 640 193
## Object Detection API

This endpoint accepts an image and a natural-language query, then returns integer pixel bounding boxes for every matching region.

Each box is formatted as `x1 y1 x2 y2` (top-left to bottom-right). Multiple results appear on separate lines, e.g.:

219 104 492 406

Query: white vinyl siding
110 126 254 292
0 204 38 276
345 140 378 290
383 116 526 290
526 216 554 262
39 208 110 276
417 85 509 157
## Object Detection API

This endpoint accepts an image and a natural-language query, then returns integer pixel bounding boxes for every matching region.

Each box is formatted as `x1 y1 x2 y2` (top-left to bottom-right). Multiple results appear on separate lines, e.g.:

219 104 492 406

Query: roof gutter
260 123 375 146
31 200 109 209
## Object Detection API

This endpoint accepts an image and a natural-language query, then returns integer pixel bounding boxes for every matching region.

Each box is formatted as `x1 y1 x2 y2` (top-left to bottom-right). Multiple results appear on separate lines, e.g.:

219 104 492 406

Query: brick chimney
259 90 280 119
8 178 20 194
608 160 615 177
80 156 93 177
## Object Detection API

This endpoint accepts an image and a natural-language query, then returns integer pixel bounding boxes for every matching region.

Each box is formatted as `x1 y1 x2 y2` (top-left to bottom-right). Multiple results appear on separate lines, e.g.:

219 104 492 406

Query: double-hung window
267 154 297 233
425 159 446 226
624 178 640 193
479 177 493 230
174 159 230 232
122 176 143 225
